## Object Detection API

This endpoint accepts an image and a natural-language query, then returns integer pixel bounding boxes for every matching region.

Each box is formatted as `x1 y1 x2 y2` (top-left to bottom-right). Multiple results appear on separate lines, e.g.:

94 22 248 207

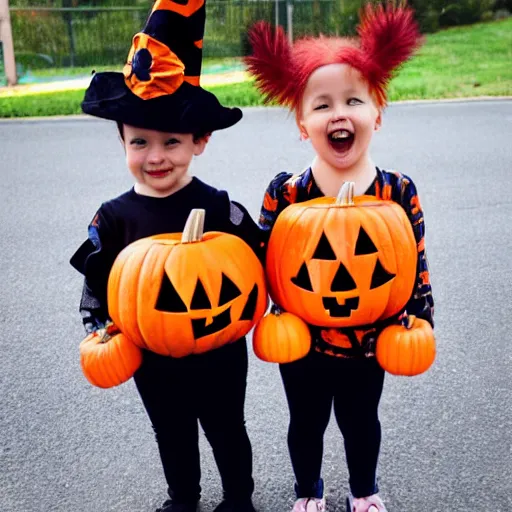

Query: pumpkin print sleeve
258 172 293 244
70 206 122 333
399 176 434 327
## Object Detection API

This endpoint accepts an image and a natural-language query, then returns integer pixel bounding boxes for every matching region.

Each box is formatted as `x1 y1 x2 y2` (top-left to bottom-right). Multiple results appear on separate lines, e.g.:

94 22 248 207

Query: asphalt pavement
1 100 511 512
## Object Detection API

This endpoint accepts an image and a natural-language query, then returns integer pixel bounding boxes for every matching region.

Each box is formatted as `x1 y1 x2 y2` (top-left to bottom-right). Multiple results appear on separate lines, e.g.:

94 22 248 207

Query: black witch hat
81 0 242 134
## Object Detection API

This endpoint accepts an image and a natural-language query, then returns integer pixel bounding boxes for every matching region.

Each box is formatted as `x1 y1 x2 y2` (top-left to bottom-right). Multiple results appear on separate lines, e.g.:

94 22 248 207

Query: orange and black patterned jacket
259 166 434 359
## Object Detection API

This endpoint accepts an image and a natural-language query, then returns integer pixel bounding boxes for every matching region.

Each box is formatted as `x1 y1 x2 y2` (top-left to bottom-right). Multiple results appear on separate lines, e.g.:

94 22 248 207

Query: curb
388 95 512 105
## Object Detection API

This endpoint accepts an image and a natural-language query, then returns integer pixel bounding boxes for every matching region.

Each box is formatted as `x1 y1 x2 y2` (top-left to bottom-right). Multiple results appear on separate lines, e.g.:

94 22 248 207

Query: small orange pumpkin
253 309 311 363
79 322 143 388
108 209 267 357
266 182 417 328
376 315 436 376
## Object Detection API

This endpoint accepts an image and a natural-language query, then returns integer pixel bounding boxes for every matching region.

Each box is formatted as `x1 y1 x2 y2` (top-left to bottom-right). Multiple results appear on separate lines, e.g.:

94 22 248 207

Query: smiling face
123 124 207 197
298 64 381 175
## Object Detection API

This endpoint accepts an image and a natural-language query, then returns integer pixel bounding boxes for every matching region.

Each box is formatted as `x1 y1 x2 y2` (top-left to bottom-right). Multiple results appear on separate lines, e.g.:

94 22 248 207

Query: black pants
134 338 254 504
279 350 385 499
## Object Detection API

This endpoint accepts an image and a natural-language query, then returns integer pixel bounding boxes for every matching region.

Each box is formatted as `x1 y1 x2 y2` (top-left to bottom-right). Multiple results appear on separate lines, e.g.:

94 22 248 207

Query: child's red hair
245 2 423 111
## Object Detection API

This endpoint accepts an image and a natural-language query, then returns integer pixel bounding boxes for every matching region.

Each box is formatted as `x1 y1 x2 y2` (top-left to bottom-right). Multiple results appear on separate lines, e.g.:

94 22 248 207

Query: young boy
70 1 259 511
245 4 434 512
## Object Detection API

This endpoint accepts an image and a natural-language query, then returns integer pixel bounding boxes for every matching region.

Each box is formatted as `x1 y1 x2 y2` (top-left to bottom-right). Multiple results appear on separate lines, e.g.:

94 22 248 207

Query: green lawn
1 18 510 118
388 17 512 100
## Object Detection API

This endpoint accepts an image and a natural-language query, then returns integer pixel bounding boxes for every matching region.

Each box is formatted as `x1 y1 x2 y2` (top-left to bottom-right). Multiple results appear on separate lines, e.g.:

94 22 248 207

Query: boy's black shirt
70 177 262 332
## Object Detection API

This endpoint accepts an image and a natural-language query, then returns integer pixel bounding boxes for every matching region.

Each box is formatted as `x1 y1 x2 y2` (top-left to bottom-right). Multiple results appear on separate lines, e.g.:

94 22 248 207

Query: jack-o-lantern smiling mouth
291 228 396 317
155 271 259 339
322 296 360 317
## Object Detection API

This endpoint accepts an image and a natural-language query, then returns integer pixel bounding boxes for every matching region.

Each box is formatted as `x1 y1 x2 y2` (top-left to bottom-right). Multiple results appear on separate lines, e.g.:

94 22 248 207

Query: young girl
70 1 260 511
245 3 434 512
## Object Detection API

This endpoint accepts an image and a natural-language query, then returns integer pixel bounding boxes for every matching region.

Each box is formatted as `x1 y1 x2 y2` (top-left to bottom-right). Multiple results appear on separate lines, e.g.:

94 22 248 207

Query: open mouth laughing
328 129 354 153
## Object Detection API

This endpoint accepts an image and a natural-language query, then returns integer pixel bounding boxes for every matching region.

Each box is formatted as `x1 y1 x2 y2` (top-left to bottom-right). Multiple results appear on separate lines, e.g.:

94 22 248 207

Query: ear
193 135 209 156
298 121 309 141
374 110 382 132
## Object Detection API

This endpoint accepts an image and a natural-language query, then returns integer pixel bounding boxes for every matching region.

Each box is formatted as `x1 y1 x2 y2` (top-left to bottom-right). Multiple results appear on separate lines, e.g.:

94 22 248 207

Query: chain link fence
2 0 506 83
6 0 364 78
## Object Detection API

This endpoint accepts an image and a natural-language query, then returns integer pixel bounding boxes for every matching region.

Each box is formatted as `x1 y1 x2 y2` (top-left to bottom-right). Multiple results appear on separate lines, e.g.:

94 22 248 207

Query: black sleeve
78 281 110 333
70 206 122 333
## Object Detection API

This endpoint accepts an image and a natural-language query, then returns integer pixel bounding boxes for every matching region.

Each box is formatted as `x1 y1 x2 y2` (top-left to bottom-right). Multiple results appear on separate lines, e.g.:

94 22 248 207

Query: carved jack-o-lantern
108 209 267 357
266 182 417 328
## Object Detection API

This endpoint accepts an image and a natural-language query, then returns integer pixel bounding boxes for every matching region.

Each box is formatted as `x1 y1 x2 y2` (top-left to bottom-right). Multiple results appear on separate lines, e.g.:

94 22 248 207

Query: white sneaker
347 492 387 512
292 497 326 512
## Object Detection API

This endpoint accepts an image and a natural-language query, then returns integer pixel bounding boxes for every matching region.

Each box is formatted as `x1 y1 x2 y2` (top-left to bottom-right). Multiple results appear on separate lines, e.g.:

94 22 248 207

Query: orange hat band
123 33 185 100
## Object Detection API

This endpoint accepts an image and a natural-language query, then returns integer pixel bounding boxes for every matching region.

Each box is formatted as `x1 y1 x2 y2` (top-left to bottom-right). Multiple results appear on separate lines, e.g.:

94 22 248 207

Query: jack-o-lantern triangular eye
156 273 188 312
331 261 357 292
370 259 395 289
355 227 378 255
191 279 212 310
291 262 314 291
219 273 242 306
312 232 336 260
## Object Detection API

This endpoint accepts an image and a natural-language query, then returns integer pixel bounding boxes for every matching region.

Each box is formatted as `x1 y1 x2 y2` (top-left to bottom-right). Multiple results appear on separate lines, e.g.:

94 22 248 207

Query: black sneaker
213 499 256 512
155 499 199 512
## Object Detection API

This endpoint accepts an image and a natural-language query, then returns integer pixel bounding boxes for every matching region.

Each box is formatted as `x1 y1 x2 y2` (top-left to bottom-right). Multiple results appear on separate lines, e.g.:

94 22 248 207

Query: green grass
1 18 511 118
0 82 261 118
0 89 86 117
388 17 512 100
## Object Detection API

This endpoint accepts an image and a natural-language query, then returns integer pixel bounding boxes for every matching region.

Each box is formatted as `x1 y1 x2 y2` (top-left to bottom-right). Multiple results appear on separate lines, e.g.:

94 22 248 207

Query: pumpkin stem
406 315 416 329
95 328 111 344
181 209 205 243
97 322 121 343
335 181 355 206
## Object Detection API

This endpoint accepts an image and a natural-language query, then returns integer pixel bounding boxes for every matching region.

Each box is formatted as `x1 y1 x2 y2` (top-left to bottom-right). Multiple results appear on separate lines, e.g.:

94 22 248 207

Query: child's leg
279 351 334 498
331 358 385 498
134 352 201 504
197 339 254 503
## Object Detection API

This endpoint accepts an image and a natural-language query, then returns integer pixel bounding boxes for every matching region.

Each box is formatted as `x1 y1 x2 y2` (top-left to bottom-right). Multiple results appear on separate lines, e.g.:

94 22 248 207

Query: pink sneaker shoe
292 497 326 512
346 492 387 512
